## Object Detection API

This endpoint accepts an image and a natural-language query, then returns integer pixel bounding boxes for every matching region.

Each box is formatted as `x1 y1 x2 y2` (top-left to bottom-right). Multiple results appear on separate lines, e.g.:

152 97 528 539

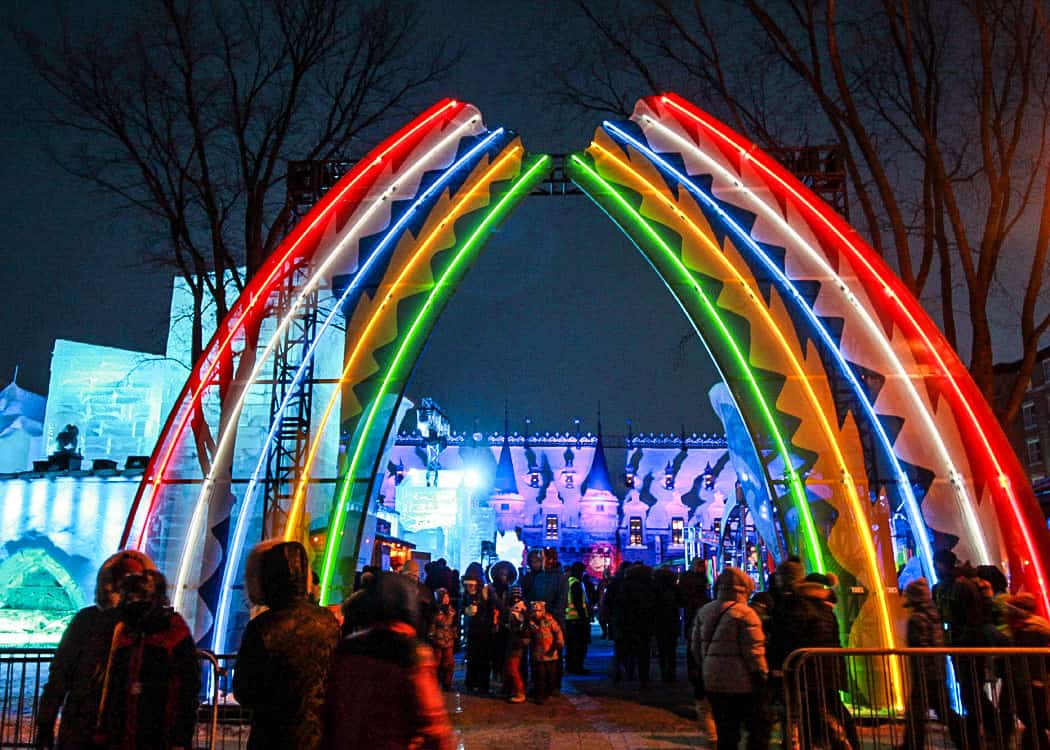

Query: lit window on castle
546 514 559 540
629 516 643 546
501 503 510 511
671 517 684 545
596 505 604 512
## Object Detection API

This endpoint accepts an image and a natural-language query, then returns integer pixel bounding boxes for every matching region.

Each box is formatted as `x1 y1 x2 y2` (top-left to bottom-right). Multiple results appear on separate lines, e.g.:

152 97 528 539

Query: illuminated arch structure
121 96 1050 706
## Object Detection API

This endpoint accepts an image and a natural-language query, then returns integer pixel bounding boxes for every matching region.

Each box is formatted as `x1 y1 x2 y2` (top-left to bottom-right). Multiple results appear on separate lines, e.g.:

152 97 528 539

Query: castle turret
579 422 618 534
488 426 524 533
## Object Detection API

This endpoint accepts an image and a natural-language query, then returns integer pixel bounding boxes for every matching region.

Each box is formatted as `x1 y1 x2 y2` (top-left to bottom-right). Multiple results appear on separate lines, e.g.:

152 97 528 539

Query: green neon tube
319 155 553 604
568 154 825 573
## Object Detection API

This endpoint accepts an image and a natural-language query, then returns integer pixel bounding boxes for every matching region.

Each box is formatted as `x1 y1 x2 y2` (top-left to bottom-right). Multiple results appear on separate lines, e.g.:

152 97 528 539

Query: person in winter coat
621 563 658 685
596 570 613 639
424 558 456 597
503 586 531 703
94 570 199 750
679 558 711 689
341 566 377 637
932 549 992 749
653 567 681 683
691 567 769 750
427 588 458 691
529 600 564 704
403 559 437 640
1003 593 1050 750
565 561 591 674
769 563 857 750
899 578 955 750
233 541 340 750
36 550 154 750
487 561 517 685
320 571 454 750
602 562 631 682
520 548 568 624
462 565 495 693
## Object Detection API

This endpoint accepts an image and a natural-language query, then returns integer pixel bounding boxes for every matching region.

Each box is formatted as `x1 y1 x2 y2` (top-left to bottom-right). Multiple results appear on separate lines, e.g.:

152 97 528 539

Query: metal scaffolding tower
259 160 352 539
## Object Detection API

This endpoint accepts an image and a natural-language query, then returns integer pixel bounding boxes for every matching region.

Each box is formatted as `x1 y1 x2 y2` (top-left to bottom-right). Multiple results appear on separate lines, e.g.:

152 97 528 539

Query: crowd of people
32 542 1050 750
686 550 1050 750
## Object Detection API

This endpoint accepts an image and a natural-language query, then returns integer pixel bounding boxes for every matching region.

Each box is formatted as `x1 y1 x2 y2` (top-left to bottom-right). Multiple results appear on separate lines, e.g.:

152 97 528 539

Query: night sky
0 1 723 438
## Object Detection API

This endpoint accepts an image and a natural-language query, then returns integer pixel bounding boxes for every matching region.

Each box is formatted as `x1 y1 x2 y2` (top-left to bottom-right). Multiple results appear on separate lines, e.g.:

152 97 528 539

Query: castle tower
487 425 524 533
579 421 618 534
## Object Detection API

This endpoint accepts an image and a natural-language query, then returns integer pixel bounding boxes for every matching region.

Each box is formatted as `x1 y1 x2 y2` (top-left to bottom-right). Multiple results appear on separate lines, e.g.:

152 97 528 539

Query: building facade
997 348 1050 518
374 425 738 579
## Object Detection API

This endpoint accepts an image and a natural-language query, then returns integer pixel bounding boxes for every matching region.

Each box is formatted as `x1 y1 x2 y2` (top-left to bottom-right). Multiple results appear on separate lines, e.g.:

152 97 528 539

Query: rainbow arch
122 97 1050 684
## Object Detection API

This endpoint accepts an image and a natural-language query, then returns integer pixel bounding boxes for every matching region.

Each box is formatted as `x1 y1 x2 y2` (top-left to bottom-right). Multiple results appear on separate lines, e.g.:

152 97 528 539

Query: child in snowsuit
529 600 564 704
427 588 458 691
503 587 530 703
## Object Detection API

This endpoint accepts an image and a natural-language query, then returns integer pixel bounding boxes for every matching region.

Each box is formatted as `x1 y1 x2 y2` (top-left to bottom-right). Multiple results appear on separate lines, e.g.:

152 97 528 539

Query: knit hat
799 572 838 602
805 572 839 588
371 571 419 630
714 567 755 599
903 577 932 607
463 561 485 583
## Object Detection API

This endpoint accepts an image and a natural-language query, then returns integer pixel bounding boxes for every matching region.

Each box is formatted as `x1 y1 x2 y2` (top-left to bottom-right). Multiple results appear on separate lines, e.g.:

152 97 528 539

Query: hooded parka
690 567 767 694
233 541 339 750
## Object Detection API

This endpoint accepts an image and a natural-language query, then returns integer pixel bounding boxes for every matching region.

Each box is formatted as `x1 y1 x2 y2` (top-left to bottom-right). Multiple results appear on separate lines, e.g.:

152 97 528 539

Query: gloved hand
34 723 54 750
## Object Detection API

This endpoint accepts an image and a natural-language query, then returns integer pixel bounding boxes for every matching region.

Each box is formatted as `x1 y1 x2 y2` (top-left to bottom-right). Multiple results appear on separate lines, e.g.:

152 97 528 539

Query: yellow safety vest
566 576 584 621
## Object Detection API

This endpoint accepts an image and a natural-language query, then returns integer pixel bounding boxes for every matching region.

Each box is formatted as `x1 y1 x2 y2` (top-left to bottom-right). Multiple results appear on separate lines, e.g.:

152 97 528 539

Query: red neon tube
120 100 465 549
652 93 1050 612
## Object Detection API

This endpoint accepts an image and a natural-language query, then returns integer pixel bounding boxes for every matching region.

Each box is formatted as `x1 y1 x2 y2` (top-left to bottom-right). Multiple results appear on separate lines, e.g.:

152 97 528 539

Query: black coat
38 606 121 746
234 599 340 750
234 544 339 750
620 565 658 636
768 591 840 670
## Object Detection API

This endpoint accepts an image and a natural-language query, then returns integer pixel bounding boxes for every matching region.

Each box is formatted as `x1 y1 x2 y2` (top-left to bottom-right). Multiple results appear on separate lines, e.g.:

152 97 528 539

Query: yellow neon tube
285 145 525 542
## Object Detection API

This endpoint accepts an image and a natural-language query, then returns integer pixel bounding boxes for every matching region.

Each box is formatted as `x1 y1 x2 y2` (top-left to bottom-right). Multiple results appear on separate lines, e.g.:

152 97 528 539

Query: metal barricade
0 648 247 750
0 649 51 748
208 653 253 750
783 647 1050 749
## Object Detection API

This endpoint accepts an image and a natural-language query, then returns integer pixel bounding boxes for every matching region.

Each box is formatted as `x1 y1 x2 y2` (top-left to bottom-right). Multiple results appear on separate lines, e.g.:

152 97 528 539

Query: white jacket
690 568 767 694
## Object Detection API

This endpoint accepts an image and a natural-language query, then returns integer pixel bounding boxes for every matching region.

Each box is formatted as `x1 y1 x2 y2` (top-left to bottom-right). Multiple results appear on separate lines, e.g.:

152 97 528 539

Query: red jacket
321 622 454 750
96 610 200 750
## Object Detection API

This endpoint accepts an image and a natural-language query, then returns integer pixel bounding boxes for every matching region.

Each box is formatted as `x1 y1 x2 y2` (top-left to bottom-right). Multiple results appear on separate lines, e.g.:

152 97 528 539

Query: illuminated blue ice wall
0 472 137 645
